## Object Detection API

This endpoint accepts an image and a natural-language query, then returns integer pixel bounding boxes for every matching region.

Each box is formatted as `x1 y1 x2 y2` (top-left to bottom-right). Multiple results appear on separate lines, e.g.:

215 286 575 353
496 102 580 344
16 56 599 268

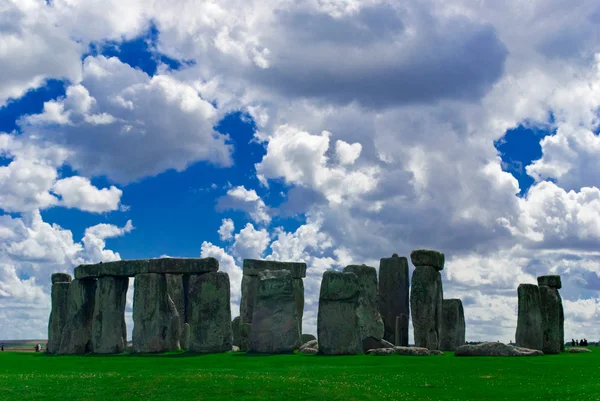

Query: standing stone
317 271 362 355
343 264 384 351
440 299 465 351
538 275 564 354
166 274 186 342
232 316 241 346
378 254 409 345
240 323 252 351
515 283 543 351
239 275 258 351
132 274 181 353
410 249 444 351
181 323 190 350
48 274 72 354
92 276 129 354
58 279 97 354
188 272 232 353
293 279 304 335
250 270 300 353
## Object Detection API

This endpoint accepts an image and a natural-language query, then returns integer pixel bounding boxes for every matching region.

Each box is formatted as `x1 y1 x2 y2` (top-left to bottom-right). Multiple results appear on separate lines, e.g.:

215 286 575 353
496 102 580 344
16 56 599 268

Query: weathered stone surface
300 339 318 351
239 323 252 351
537 275 562 289
48 281 71 354
232 316 241 346
430 350 444 356
240 275 259 325
132 274 181 353
299 347 318 354
378 254 409 346
568 347 592 353
515 284 543 351
51 273 72 284
363 337 394 351
92 276 129 354
455 342 544 357
440 299 466 351
394 346 430 356
75 258 219 279
181 323 190 350
250 270 300 353
318 271 362 355
165 274 186 343
367 348 396 356
410 249 445 270
188 272 232 353
293 278 304 335
343 265 384 349
301 333 316 344
539 285 564 354
58 279 97 354
410 265 443 350
243 259 307 278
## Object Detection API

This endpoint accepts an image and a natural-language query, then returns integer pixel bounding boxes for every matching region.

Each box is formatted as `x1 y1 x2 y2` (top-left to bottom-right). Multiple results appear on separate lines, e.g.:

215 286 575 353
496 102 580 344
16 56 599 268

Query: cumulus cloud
218 218 235 241
200 241 243 314
216 186 271 224
53 176 122 213
231 223 270 261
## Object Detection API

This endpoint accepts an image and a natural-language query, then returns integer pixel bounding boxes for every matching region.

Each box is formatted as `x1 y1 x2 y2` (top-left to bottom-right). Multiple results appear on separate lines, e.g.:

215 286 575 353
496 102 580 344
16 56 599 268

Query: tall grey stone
232 316 241 346
132 274 181 353
343 264 384 351
48 274 72 354
166 274 186 340
440 299 465 351
317 271 362 355
378 254 409 345
92 276 129 354
410 249 444 351
181 323 190 350
515 283 543 351
58 279 97 354
538 275 564 354
250 270 300 353
293 279 304 335
188 272 232 353
240 274 259 325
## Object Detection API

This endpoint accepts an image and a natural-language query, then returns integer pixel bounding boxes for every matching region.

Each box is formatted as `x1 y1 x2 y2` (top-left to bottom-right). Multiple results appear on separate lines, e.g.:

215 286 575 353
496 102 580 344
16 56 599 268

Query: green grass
1 348 600 401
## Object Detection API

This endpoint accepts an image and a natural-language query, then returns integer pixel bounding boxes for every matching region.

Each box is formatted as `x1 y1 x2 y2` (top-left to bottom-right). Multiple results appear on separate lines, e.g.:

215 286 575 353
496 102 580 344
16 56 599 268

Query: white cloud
53 176 122 213
217 186 271 224
218 218 235 241
231 223 270 261
200 241 243 315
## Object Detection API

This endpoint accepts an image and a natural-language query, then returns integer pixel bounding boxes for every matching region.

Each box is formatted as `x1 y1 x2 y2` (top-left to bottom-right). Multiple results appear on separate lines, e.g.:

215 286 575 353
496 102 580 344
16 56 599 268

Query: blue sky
2 0 600 342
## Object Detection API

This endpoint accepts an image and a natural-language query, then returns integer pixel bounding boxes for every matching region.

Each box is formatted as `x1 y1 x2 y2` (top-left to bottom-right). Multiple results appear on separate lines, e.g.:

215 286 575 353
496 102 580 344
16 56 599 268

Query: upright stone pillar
166 274 186 344
92 276 129 354
410 249 444 350
343 264 384 352
317 271 362 355
132 273 181 353
538 275 564 354
48 273 72 354
515 283 543 351
239 259 306 350
188 272 232 353
440 299 465 351
58 278 97 354
231 316 241 347
378 254 409 345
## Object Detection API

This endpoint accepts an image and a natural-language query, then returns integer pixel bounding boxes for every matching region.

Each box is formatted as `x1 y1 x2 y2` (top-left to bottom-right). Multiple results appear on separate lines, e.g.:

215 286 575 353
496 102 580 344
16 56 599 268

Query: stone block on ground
300 340 318 351
58 279 97 354
515 284 543 351
301 333 316 344
455 342 544 356
48 281 71 354
568 347 591 353
92 276 129 354
410 265 443 350
250 270 300 353
299 347 318 355
394 346 431 356
378 254 409 345
440 299 466 351
187 272 232 353
410 249 445 270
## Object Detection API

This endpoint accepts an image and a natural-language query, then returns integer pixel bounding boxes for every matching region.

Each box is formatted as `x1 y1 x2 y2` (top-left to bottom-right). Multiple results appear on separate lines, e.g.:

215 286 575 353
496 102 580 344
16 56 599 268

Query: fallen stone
181 323 190 350
568 347 592 353
515 284 543 351
58 279 97 354
440 299 466 351
232 316 241 346
410 265 443 350
363 337 394 351
430 350 444 356
250 270 300 353
92 276 129 354
188 272 232 353
378 254 409 345
539 284 564 354
301 334 316 344
317 271 362 355
394 346 431 356
48 280 72 354
51 273 72 284
300 347 318 355
242 259 307 278
343 264 384 351
132 274 181 353
410 249 445 270
75 257 218 279
300 340 318 351
367 348 396 356
537 275 562 289
455 342 544 356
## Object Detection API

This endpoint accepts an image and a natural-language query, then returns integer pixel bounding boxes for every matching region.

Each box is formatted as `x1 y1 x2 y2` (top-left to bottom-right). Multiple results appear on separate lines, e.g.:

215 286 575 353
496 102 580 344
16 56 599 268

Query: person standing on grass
1 343 4 351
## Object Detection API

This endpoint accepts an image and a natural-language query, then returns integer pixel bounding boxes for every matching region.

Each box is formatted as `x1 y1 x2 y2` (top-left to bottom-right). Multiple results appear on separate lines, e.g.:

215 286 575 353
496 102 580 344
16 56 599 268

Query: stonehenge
455 342 543 357
317 270 362 355
410 249 444 350
440 299 465 351
378 254 409 346
515 284 543 351
58 278 97 354
538 275 564 354
47 273 72 354
92 276 129 354
250 270 300 353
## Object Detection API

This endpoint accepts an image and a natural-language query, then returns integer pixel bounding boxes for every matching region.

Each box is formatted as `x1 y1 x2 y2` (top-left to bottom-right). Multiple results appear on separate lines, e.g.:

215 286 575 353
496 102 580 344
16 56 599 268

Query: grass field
1 348 599 401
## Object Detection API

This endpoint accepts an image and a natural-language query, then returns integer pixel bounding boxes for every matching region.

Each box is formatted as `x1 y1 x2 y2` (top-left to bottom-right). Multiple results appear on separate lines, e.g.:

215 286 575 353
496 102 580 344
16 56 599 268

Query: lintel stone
242 259 306 278
410 249 445 270
74 257 218 279
537 275 562 289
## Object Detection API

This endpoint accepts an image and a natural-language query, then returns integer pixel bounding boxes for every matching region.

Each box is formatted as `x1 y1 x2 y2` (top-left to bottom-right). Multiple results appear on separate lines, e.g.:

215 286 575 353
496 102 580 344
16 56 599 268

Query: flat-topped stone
243 259 306 278
319 270 360 301
410 249 445 270
52 273 72 284
455 342 543 357
537 275 562 289
74 257 218 279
